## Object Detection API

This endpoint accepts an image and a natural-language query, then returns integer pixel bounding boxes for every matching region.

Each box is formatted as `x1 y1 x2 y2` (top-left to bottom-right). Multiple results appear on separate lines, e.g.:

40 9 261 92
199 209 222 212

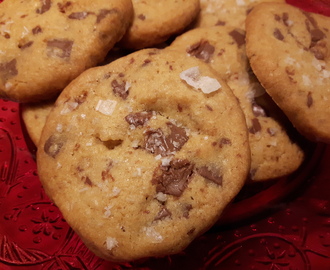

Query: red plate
1 97 330 269
1 0 330 268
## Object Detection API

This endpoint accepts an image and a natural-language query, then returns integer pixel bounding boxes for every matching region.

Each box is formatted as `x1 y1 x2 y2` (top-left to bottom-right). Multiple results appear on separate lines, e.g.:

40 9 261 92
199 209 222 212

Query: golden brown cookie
21 100 54 146
0 0 133 102
119 0 200 50
37 48 250 262
194 0 285 29
170 25 305 181
246 2 330 143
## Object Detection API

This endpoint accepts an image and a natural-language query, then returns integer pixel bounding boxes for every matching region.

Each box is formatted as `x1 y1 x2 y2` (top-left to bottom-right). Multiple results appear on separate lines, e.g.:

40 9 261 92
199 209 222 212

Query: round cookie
170 25 305 181
194 0 285 29
245 2 330 143
118 0 200 50
21 100 54 146
37 48 250 262
0 0 133 103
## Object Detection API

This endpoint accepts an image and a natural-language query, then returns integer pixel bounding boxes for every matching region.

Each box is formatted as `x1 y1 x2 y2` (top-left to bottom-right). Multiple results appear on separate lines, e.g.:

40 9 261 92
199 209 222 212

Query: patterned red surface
286 0 330 16
1 0 330 269
1 98 330 270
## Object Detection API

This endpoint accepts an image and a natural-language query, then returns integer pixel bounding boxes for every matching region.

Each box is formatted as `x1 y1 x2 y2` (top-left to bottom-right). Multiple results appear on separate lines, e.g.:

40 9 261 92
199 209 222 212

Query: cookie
194 0 284 29
118 0 200 50
21 100 54 146
169 25 305 181
37 48 250 262
246 2 330 143
0 0 133 103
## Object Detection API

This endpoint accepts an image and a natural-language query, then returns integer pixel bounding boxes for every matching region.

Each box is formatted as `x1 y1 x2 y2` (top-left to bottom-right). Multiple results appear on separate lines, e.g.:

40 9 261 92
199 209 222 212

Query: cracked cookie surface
37 48 250 262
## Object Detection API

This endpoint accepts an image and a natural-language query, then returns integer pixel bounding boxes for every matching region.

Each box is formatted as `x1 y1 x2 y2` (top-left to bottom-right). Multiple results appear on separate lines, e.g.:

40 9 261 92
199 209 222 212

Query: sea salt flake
21 26 29 38
321 69 330 79
56 124 63 132
161 156 172 166
155 192 167 202
104 205 113 218
236 0 245 6
125 81 131 92
112 186 121 196
5 82 13 90
302 75 312 86
144 227 163 243
95 99 117 115
105 237 118 250
60 101 78 115
180 66 221 94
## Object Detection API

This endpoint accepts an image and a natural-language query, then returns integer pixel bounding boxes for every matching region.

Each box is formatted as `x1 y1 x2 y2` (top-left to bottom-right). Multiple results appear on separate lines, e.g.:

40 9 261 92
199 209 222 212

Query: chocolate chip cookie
246 2 330 143
0 0 133 102
119 0 200 50
37 48 250 262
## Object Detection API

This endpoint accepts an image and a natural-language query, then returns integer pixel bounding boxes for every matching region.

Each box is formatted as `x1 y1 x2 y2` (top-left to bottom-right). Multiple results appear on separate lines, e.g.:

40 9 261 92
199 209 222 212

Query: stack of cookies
1 0 329 263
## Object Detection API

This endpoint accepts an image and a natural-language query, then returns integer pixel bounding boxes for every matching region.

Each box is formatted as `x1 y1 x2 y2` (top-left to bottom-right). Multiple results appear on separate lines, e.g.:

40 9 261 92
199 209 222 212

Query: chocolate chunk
145 129 168 156
274 14 281 21
36 0 52 14
248 118 262 134
187 40 215 62
307 92 313 108
0 59 18 81
96 9 117 23
74 91 88 104
282 12 290 26
125 111 153 127
182 203 193 218
197 166 222 185
166 122 189 152
142 59 151 66
68 12 89 20
304 12 318 29
310 42 326 60
43 134 64 158
82 176 93 186
111 79 129 99
32 25 43 35
57 1 72 13
229 29 246 47
310 28 325 42
285 66 295 76
273 28 284 41
137 14 146 20
101 161 114 181
154 207 171 221
219 137 231 148
267 128 276 136
18 41 34 50
187 228 195 235
145 122 188 156
252 102 266 117
46 39 73 59
205 105 213 111
215 20 226 26
152 159 194 197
